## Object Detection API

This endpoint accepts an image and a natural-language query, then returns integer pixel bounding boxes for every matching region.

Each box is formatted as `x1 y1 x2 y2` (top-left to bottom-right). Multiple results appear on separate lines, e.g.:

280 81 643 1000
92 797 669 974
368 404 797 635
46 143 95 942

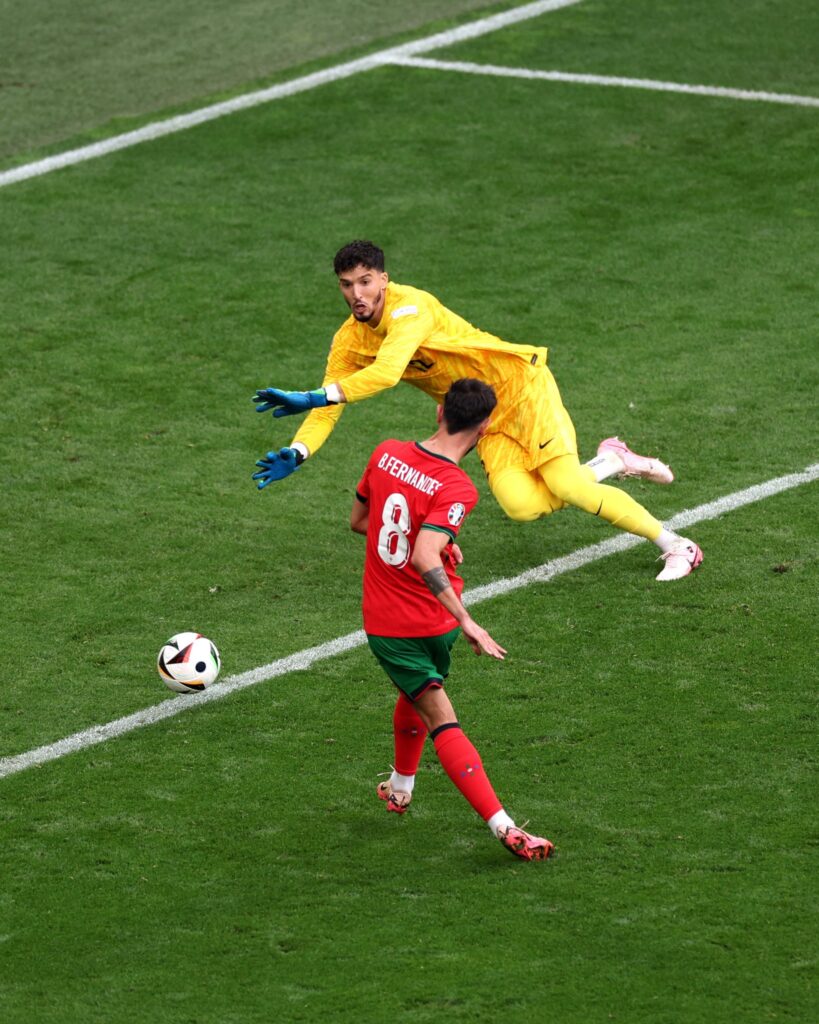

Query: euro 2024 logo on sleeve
447 503 465 527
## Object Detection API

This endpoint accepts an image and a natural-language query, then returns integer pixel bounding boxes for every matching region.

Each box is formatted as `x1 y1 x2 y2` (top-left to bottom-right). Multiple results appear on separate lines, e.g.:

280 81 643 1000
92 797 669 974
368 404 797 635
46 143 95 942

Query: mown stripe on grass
1 461 816 781
389 57 819 108
0 0 583 189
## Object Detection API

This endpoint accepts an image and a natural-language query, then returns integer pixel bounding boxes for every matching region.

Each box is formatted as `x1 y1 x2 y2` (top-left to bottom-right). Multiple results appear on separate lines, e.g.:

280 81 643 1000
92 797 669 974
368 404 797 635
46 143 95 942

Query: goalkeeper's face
338 264 389 323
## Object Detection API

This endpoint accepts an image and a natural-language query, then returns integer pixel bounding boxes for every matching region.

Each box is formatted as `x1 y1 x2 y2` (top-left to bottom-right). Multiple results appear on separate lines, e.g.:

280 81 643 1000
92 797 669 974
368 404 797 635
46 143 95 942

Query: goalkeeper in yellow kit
252 241 703 581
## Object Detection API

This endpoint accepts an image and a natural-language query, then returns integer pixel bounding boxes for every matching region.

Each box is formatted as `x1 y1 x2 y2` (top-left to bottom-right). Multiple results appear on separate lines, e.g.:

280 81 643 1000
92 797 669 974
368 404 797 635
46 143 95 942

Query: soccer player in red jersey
350 378 553 862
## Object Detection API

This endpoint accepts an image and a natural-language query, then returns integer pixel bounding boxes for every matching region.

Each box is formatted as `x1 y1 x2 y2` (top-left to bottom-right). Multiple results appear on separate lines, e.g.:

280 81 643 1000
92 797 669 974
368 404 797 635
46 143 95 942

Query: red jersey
356 440 479 638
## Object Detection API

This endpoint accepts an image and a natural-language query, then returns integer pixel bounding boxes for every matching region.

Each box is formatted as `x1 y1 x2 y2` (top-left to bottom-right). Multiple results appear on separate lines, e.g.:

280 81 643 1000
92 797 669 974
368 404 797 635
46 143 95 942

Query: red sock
432 724 503 821
393 694 428 776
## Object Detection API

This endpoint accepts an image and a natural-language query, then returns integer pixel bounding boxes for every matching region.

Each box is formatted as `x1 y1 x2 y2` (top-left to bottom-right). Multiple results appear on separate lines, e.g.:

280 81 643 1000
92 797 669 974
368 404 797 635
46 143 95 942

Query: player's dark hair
442 379 497 434
334 240 385 275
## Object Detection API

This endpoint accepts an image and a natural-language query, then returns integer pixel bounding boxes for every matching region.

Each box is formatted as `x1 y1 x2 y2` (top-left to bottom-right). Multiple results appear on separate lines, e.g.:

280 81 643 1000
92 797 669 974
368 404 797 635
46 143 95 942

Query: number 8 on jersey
378 492 412 568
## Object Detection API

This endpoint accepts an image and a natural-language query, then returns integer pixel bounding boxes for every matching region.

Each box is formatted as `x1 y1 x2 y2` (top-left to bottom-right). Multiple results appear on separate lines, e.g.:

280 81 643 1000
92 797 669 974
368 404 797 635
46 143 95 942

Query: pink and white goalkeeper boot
597 436 674 485
656 538 704 581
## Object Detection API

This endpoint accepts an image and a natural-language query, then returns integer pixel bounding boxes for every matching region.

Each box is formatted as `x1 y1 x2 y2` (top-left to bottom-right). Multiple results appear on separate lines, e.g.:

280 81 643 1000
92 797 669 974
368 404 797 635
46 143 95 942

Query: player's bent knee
491 472 560 521
551 485 591 511
415 685 457 732
496 497 543 523
539 464 600 514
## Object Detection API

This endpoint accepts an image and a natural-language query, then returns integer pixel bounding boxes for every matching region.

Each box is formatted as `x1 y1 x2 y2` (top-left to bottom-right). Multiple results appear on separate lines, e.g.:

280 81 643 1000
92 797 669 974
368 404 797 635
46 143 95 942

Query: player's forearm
333 366 399 403
326 312 430 403
420 565 470 624
291 403 345 459
330 340 419 403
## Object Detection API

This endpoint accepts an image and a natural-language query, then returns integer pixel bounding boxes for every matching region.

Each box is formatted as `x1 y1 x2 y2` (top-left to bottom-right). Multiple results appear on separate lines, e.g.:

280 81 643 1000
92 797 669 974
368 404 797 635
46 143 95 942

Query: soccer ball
157 632 221 693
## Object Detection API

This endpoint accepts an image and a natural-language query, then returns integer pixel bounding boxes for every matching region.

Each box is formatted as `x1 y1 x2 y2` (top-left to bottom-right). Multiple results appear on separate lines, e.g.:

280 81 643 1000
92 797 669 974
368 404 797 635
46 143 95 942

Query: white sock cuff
390 771 415 794
655 528 679 553
487 809 515 838
585 451 623 482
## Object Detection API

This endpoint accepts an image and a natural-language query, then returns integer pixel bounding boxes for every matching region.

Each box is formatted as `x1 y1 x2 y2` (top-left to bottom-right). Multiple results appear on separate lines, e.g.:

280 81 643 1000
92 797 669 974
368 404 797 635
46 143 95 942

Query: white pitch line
0 0 582 190
1 462 816 782
389 56 819 108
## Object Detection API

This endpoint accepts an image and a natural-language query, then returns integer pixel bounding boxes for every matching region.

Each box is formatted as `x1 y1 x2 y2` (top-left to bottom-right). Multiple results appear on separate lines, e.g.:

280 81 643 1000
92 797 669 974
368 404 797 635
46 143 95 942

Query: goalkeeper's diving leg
490 454 702 581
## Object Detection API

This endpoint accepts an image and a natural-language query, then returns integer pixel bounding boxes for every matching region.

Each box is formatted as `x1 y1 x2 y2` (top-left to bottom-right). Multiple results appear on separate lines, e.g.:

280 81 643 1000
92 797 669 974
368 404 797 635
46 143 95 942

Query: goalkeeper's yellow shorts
480 363 578 475
478 431 575 520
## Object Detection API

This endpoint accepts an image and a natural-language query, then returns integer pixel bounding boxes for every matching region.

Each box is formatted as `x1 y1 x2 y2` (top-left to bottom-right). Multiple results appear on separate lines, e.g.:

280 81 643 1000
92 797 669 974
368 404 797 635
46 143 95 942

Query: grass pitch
0 2 817 1022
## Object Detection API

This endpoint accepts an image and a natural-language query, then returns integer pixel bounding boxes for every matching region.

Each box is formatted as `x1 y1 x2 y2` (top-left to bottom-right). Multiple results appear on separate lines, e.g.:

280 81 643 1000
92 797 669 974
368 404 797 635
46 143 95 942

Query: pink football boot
597 436 674 485
498 825 554 861
376 779 412 815
656 538 704 581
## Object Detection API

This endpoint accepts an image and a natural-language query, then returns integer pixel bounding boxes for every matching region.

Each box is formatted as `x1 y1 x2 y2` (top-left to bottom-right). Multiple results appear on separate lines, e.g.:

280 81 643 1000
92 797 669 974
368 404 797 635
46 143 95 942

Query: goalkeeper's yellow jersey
292 281 572 463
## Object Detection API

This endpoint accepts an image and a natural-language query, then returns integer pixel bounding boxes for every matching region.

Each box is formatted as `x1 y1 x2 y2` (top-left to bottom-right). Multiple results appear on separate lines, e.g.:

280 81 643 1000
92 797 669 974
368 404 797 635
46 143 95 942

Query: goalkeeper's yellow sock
541 456 663 541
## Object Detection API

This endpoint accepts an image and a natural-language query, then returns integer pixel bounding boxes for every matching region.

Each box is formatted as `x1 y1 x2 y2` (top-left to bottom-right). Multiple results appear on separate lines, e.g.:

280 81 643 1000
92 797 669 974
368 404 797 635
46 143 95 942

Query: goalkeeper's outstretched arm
252 313 424 480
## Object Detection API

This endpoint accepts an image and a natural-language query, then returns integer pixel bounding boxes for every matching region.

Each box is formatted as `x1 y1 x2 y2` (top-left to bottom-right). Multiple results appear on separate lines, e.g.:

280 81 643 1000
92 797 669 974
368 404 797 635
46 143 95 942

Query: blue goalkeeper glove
252 447 303 489
253 387 329 418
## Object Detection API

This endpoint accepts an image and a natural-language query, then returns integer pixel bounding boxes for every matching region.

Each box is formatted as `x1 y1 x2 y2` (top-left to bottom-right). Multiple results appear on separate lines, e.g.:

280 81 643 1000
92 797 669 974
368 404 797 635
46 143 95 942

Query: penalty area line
0 461 816 782
389 56 819 108
0 0 583 189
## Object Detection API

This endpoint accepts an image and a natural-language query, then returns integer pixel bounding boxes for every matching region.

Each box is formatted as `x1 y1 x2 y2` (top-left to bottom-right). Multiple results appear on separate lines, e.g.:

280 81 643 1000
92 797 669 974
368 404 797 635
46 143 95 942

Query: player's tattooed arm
412 528 506 661
421 565 451 596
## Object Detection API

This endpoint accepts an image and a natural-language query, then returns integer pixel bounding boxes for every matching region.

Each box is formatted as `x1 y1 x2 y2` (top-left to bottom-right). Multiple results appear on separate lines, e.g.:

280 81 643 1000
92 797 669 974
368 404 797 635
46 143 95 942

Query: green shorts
367 628 461 701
